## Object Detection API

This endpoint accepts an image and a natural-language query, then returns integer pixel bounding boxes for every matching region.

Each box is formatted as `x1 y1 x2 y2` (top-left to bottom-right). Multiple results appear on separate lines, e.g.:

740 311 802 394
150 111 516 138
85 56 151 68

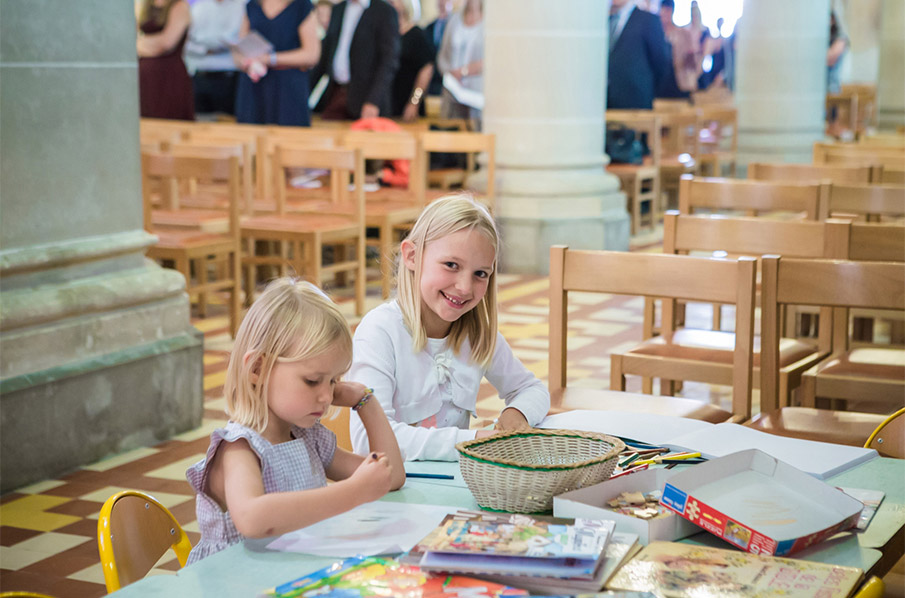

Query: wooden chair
813 142 904 172
419 118 472 190
841 83 878 135
748 162 877 185
677 174 825 219
421 129 496 210
746 256 904 447
549 245 755 422
605 110 662 234
321 408 353 451
822 183 905 221
633 212 850 407
695 106 737 177
97 490 192 593
825 91 859 139
656 108 701 209
865 407 905 458
142 152 243 336
240 146 367 315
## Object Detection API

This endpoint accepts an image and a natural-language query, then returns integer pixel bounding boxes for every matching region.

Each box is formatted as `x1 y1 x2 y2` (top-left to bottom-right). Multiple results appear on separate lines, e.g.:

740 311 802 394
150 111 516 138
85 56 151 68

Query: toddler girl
186 279 404 563
349 195 550 461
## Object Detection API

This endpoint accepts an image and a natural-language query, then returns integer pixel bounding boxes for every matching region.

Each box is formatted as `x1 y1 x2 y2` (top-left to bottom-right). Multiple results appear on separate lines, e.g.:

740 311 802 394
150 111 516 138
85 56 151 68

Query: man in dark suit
607 0 671 110
311 0 400 120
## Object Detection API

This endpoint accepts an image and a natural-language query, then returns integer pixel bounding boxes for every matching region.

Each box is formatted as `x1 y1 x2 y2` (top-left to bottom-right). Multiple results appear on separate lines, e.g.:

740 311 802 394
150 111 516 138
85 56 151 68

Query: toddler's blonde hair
396 194 499 367
225 278 352 432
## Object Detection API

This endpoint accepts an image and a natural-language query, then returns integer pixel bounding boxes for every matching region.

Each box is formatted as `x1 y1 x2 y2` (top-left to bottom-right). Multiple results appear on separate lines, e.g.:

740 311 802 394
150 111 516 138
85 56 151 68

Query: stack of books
402 510 641 594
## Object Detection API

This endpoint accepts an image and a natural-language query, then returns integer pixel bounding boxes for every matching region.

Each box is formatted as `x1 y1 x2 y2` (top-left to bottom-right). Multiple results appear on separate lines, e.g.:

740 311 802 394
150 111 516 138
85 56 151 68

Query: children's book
472 532 643 595
260 556 529 598
413 510 616 579
605 541 863 598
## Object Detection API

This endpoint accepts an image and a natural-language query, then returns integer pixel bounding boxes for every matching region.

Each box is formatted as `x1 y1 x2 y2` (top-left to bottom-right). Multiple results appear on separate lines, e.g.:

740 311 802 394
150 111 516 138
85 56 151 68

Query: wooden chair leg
800 372 817 408
355 235 366 316
230 248 241 338
243 236 256 307
610 354 626 391
380 223 393 300
641 377 654 394
660 379 676 396
712 303 723 331
197 256 208 318
334 243 348 287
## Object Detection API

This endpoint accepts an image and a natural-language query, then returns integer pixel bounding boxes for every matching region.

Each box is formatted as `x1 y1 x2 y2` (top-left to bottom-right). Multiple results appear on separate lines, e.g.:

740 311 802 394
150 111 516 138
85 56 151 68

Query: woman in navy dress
234 0 321 126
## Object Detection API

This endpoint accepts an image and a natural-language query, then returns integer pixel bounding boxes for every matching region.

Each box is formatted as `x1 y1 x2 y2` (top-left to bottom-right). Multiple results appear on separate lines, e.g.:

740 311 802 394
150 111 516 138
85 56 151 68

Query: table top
110 456 904 596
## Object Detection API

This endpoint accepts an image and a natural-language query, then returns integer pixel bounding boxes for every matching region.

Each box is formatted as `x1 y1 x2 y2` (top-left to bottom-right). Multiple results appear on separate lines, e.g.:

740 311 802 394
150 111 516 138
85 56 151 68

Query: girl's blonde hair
396 194 499 367
225 279 352 432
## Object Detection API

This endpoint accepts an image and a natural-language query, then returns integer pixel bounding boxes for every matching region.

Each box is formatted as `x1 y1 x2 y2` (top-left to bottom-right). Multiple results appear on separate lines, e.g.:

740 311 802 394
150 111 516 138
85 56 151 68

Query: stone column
478 0 628 274
734 0 831 167
0 0 203 493
877 0 905 129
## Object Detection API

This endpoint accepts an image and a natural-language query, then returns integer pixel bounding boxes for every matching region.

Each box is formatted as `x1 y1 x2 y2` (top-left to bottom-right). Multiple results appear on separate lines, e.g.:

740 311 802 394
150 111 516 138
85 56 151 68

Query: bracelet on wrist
352 388 375 411
410 87 423 106
269 51 277 66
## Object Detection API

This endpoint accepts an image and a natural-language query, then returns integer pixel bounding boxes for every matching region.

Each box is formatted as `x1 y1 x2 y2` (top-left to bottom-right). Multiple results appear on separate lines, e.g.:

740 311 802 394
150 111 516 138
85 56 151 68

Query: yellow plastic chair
852 576 884 598
97 490 193 593
864 407 905 458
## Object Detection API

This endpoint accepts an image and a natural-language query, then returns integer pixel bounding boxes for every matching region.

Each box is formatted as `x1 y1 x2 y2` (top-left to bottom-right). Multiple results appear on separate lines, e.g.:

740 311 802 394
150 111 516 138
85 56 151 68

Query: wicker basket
456 429 625 513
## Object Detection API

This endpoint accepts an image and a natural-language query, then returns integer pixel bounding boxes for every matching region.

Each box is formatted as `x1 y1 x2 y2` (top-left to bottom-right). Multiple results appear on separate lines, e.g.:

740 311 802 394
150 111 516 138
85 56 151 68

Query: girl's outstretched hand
495 407 530 431
333 381 371 409
349 452 394 501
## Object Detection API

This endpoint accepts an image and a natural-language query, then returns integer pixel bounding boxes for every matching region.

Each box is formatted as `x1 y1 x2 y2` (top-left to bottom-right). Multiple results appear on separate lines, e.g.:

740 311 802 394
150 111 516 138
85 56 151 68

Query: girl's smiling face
405 228 495 338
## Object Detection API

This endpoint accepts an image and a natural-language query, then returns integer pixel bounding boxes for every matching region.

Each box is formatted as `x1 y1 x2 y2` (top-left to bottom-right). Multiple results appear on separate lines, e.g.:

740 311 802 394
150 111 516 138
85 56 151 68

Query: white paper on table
266 501 454 557
442 73 484 110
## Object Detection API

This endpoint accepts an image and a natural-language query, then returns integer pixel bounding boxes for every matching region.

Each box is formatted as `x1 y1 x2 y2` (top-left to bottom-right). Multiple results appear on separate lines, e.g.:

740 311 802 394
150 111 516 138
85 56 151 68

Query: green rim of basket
456 430 623 472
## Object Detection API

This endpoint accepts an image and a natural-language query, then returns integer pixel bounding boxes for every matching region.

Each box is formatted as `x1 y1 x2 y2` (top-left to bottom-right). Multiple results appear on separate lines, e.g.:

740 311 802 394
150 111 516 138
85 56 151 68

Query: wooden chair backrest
605 110 662 168
813 142 905 171
98 491 192 592
420 130 497 201
549 246 756 417
760 256 905 413
656 109 701 159
882 168 905 184
696 106 738 153
824 183 905 220
663 211 850 350
865 408 905 458
678 175 825 218
653 98 692 112
273 145 364 222
858 133 905 147
748 162 875 185
140 152 240 235
848 222 905 262
340 130 426 203
691 86 734 105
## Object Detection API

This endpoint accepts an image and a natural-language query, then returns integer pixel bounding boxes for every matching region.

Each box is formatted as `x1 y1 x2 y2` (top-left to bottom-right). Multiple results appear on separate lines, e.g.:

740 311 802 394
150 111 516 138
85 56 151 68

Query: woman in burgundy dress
137 0 195 120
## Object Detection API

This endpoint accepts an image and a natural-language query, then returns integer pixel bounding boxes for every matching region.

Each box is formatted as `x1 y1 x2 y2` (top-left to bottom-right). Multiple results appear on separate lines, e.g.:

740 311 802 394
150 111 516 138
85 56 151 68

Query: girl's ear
243 351 262 384
400 238 417 272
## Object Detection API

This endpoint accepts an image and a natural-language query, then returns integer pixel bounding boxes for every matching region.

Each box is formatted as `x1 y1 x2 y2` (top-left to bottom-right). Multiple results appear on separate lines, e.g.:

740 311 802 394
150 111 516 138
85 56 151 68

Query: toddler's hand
333 381 371 409
350 452 393 501
474 429 497 439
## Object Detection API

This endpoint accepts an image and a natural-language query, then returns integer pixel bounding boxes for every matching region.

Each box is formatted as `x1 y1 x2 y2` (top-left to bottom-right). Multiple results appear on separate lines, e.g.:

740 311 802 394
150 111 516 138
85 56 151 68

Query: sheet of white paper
539 409 714 446
266 501 454 557
442 73 484 110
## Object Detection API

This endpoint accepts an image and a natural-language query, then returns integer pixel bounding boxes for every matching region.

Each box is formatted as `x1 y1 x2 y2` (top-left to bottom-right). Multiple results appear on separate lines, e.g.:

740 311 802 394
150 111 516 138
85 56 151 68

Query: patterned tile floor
1 237 899 596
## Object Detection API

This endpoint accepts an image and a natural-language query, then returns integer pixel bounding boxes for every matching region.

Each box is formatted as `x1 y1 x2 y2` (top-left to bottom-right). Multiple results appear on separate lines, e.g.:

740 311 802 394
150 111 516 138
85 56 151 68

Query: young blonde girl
349 195 550 461
186 279 404 563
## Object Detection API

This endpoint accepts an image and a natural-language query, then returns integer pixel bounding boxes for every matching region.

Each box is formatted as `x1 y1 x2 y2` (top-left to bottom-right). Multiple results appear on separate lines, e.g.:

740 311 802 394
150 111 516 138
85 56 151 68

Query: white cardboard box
659 449 863 556
553 469 699 545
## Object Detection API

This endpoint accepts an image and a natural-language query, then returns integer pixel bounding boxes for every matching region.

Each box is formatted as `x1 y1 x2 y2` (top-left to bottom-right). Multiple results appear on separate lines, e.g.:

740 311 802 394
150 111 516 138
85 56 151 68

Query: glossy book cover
606 542 862 598
261 556 530 598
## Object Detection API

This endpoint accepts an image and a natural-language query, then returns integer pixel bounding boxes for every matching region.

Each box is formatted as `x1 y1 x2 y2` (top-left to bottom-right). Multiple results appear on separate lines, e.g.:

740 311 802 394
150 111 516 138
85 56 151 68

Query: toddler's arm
217 438 396 539
326 383 405 489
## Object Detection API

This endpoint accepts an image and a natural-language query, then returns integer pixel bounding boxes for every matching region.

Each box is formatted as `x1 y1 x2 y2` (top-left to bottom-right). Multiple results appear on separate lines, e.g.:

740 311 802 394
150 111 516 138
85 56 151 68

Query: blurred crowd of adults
136 0 741 127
